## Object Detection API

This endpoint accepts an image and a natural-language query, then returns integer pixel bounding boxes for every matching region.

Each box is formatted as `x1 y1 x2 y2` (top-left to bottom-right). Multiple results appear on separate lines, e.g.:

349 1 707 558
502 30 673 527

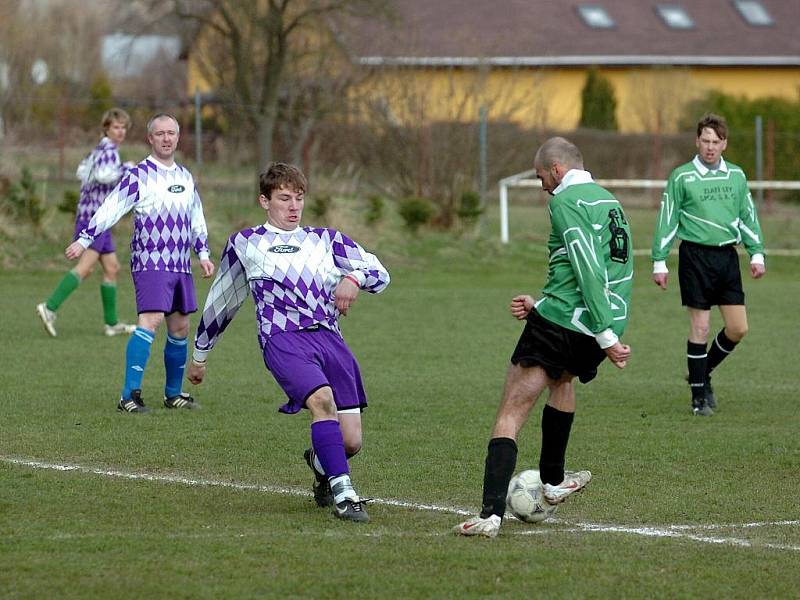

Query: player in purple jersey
36 108 136 338
65 113 215 414
187 162 390 523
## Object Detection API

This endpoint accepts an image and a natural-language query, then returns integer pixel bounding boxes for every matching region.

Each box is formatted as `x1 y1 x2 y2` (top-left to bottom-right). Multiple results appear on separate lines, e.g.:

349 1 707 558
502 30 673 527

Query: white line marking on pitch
3 456 798 551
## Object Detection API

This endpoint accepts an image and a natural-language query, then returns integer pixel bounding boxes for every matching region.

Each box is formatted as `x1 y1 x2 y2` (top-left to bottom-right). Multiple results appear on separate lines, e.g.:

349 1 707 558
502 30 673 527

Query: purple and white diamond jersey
77 156 210 274
193 223 390 357
75 137 128 224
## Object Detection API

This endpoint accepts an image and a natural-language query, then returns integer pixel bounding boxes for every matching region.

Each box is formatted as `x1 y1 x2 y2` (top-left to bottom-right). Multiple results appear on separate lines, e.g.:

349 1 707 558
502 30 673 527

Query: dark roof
344 0 800 66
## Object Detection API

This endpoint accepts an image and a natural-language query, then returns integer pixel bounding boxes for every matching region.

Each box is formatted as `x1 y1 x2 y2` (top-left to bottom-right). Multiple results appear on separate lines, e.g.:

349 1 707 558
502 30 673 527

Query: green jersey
535 170 633 348
652 156 765 263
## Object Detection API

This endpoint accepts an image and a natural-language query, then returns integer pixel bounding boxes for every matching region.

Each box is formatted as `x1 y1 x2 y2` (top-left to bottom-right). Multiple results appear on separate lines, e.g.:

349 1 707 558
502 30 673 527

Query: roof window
656 5 694 29
577 5 616 29
732 0 773 26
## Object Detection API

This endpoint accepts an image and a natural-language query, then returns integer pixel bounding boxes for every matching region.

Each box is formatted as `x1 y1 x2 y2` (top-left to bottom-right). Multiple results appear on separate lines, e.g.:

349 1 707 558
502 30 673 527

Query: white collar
147 154 177 170
693 155 728 175
264 221 300 234
553 169 594 195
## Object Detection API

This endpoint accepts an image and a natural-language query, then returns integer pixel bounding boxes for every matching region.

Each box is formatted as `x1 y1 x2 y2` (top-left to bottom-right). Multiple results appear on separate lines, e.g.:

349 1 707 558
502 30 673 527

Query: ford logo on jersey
167 184 186 193
268 245 300 254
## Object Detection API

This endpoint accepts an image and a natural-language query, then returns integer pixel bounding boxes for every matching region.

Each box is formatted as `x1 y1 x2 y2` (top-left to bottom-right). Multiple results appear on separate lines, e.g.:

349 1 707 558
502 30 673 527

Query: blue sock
122 327 154 400
164 333 188 399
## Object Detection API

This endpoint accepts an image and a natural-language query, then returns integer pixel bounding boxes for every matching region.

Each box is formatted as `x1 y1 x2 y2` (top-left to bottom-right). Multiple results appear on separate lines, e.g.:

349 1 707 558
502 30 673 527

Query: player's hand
334 276 360 316
605 342 631 369
65 240 85 260
750 262 766 279
188 360 206 385
199 259 215 278
510 295 535 320
652 272 668 290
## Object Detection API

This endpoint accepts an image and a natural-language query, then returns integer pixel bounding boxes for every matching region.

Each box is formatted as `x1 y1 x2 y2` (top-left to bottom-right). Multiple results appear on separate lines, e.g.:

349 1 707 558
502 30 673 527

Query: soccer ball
506 469 557 523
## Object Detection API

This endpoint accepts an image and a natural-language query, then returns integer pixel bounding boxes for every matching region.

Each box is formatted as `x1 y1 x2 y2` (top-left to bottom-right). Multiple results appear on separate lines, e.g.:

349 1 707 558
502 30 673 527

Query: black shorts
510 310 607 384
678 241 744 309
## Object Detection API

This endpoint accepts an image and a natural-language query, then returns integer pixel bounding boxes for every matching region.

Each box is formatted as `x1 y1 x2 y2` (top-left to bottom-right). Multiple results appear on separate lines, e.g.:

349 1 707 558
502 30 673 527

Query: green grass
2 235 799 598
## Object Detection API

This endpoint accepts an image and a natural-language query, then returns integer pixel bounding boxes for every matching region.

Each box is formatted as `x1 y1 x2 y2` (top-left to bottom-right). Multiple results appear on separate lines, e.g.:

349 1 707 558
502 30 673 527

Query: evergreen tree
579 68 618 130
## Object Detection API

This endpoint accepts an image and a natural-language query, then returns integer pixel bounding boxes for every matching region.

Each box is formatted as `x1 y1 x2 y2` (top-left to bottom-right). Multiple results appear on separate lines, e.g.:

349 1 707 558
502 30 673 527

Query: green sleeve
737 182 765 256
550 200 613 333
652 174 681 262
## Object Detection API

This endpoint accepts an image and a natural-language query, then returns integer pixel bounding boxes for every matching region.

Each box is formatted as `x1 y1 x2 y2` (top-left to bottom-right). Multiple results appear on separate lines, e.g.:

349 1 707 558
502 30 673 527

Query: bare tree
345 65 547 226
0 0 113 139
167 0 390 170
624 66 703 185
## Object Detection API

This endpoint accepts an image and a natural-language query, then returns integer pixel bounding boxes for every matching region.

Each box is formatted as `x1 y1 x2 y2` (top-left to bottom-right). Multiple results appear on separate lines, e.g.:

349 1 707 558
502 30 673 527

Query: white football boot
543 470 592 505
104 322 136 336
453 514 502 538
36 303 57 337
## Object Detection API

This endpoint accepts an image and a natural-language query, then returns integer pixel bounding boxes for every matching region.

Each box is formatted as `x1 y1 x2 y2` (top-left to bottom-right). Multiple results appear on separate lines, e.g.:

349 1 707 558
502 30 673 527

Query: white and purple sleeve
331 231 390 293
92 146 124 185
78 171 140 248
192 238 250 362
190 187 210 261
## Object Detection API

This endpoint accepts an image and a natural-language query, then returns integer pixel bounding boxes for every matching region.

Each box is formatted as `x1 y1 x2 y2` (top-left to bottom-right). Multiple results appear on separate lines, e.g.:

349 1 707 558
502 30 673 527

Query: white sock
329 474 357 504
312 453 325 477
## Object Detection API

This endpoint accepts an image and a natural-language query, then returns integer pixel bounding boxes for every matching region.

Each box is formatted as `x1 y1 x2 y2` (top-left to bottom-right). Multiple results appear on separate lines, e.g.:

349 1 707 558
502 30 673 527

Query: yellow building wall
351 65 800 133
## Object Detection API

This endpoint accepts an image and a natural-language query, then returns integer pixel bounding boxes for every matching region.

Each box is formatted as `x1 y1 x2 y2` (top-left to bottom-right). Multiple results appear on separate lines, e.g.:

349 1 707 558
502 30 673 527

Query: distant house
102 33 182 79
338 0 800 133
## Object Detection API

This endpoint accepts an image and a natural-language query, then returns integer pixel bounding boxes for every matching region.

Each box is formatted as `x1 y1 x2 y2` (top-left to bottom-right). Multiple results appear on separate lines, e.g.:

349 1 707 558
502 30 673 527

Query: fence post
194 87 202 166
765 118 775 212
479 105 488 233
754 115 763 204
499 181 509 244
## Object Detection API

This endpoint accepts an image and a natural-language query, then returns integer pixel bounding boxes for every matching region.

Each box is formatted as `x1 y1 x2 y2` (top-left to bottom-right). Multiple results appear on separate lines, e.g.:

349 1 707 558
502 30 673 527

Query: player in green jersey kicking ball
651 113 766 417
454 137 633 538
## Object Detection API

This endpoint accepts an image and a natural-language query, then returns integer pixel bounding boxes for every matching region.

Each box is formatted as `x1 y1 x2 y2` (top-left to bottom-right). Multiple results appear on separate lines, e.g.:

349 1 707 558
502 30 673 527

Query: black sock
706 329 738 376
480 437 517 518
539 404 575 485
687 341 708 400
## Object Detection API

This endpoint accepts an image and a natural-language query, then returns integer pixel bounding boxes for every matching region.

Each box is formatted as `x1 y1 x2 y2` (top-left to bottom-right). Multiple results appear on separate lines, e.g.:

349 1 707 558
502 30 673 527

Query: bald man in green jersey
652 113 765 417
455 137 632 538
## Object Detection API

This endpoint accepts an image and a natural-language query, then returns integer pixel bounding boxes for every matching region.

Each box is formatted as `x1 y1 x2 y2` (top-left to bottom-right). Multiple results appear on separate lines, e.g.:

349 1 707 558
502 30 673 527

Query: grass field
1 197 799 598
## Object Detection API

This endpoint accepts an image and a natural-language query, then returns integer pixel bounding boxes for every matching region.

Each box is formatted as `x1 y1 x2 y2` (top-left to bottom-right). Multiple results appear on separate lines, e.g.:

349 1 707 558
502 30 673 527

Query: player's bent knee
344 441 362 457
727 324 748 342
306 387 337 418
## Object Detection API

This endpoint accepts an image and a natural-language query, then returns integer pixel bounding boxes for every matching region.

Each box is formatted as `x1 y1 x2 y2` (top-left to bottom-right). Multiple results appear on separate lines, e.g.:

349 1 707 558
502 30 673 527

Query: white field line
3 456 798 551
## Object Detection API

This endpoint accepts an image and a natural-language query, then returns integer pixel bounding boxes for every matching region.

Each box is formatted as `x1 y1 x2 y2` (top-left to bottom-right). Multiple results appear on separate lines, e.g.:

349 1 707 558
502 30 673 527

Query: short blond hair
102 108 131 133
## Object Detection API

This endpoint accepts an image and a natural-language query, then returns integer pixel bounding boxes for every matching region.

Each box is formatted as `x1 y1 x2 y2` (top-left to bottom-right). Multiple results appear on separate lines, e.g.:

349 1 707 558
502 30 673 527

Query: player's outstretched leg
454 437 518 538
311 420 368 523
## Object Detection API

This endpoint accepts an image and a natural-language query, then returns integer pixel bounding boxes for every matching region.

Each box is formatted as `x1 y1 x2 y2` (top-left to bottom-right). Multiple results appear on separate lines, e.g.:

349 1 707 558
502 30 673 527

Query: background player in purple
187 162 390 523
65 113 215 413
37 108 137 337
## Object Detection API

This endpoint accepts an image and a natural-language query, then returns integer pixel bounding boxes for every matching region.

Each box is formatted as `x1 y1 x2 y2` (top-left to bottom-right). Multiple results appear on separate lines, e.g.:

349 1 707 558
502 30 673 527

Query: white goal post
498 170 800 244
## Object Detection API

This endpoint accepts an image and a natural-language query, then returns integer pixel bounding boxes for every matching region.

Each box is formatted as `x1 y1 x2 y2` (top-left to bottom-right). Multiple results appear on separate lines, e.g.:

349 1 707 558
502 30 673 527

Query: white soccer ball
506 469 558 523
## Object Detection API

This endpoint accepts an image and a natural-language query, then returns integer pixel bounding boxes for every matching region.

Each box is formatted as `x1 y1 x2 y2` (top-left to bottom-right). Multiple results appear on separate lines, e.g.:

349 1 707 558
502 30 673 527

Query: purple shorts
74 220 115 254
263 326 368 415
132 270 197 315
